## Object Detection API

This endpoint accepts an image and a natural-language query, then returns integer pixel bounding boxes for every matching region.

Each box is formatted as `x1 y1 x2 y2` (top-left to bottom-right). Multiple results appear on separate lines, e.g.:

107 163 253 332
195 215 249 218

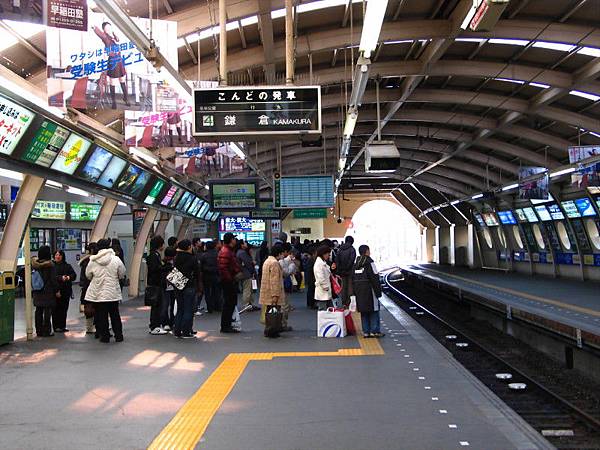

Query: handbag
144 285 160 307
166 267 189 291
330 275 342 296
265 304 283 338
344 309 356 336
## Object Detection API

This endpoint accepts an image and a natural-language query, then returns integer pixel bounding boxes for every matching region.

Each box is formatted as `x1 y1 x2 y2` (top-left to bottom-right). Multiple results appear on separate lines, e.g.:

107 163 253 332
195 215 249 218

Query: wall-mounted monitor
497 210 517 225
168 188 185 208
144 179 166 205
69 202 101 221
561 200 581 218
97 155 127 188
534 205 552 221
49 132 92 174
482 212 499 226
0 93 36 156
574 198 596 217
21 120 70 167
547 203 564 220
31 200 66 220
522 207 538 223
209 179 259 210
218 231 265 247
187 197 203 216
273 175 334 209
219 217 266 233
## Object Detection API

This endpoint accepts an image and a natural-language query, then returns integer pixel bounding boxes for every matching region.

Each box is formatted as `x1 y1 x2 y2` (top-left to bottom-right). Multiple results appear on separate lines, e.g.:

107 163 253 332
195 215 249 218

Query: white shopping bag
349 295 357 312
317 308 347 338
251 278 258 290
232 306 242 331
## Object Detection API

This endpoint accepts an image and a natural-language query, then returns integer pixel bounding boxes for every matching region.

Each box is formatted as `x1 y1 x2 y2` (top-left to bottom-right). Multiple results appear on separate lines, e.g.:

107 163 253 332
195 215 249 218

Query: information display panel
482 212 499 226
561 200 581 218
574 198 596 217
274 175 334 209
497 210 517 225
209 179 259 210
515 208 527 222
218 231 265 246
473 212 486 227
571 219 592 252
534 205 552 221
97 156 127 188
187 197 203 216
0 94 36 155
70 202 101 221
50 132 92 174
32 200 66 220
168 188 185 208
176 191 194 212
547 204 564 220
219 217 266 233
144 179 166 205
522 207 538 223
21 120 70 167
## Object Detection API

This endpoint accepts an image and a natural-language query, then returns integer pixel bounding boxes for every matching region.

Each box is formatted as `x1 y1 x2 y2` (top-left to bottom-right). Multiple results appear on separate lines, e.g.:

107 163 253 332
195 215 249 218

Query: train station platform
0 292 551 450
401 264 600 337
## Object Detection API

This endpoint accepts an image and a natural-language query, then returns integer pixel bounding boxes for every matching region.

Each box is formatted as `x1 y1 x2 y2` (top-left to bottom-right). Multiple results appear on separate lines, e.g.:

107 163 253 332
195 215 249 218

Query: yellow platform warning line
412 266 600 319
148 314 383 450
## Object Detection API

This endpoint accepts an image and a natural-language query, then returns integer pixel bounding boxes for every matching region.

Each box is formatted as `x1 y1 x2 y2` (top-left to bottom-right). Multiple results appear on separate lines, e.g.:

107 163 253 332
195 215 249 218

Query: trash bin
0 271 15 345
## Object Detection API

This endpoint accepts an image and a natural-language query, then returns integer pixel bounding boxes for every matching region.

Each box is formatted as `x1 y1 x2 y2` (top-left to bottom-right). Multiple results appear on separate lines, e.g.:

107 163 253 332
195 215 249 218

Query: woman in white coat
85 238 127 343
313 245 333 311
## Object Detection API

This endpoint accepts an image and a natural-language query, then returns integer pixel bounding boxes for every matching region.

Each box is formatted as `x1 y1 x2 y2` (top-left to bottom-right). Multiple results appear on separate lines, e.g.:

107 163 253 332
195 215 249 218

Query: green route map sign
209 179 259 210
70 202 101 221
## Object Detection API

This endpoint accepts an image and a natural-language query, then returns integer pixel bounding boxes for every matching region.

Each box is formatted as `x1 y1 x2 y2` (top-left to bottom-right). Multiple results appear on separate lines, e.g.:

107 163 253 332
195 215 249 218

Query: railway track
383 270 600 449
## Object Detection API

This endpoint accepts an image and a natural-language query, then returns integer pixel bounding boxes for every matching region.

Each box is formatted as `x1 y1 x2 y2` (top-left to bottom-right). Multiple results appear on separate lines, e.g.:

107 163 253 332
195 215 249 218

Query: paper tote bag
317 308 347 338
166 267 189 291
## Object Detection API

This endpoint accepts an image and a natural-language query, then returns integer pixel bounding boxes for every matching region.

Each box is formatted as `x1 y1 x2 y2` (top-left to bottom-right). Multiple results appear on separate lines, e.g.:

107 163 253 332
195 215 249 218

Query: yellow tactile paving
148 313 384 449
414 266 600 318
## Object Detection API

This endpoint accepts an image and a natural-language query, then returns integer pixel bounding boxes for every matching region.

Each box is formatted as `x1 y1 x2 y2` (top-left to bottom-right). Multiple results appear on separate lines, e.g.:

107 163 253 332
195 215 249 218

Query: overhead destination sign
274 175 334 209
209 179 259 210
193 86 321 136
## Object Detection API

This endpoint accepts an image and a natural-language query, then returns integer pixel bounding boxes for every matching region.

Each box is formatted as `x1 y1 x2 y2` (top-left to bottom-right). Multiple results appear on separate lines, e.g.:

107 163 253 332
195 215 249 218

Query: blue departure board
274 175 334 209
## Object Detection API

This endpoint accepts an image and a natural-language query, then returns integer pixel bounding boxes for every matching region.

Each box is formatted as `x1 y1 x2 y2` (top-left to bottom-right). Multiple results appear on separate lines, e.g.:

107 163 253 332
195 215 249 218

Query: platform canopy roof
1 0 599 209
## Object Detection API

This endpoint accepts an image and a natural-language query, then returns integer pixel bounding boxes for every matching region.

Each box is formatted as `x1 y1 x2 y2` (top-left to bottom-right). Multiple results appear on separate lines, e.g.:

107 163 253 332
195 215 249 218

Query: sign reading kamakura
193 86 321 136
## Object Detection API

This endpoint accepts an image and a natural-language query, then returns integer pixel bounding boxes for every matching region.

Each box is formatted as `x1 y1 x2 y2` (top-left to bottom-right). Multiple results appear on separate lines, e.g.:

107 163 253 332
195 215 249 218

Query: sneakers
220 328 240 334
178 333 195 339
194 311 203 316
149 327 168 335
163 325 171 332
371 332 385 338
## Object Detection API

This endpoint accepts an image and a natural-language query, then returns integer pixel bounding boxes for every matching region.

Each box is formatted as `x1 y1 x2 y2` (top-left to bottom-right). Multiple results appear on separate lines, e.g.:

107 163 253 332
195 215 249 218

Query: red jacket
217 245 241 283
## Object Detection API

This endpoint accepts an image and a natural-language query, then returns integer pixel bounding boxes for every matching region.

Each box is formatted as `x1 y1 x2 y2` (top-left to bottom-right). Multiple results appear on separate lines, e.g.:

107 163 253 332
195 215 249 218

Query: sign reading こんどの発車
193 86 321 136
209 179 259 211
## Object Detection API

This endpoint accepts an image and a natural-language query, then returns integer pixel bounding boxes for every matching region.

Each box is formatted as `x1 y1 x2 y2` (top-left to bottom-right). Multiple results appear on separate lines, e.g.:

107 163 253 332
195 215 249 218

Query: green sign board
70 202 101 221
293 208 327 219
251 200 281 219
209 179 259 210
22 120 70 168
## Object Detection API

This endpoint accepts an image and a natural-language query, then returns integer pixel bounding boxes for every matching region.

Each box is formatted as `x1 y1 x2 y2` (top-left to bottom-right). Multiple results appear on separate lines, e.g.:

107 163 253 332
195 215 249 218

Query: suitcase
265 305 283 338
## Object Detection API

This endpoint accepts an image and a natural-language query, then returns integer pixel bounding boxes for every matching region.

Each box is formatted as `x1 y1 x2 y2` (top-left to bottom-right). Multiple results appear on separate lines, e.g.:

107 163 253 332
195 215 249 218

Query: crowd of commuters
30 230 384 342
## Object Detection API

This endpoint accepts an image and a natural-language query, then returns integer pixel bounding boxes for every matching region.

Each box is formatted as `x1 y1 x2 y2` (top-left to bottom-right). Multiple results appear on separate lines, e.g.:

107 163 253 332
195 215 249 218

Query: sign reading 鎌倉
293 208 327 219
47 0 88 31
193 86 321 136
274 175 334 209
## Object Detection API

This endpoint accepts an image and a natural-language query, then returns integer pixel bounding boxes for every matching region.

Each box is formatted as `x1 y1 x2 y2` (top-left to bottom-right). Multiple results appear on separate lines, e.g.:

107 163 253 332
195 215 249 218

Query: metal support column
128 208 159 298
90 198 118 242
219 0 228 86
0 175 44 272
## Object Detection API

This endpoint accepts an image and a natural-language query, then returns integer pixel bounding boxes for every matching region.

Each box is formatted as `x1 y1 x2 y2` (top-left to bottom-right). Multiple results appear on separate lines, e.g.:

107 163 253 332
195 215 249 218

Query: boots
120 82 130 106
85 317 95 335
109 85 117 109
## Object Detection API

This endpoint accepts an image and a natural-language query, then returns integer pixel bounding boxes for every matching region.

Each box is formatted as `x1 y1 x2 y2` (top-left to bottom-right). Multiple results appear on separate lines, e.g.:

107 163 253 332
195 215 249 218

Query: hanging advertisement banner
0 0 44 24
568 145 600 188
518 167 549 200
46 12 177 111
174 143 246 176
47 0 87 31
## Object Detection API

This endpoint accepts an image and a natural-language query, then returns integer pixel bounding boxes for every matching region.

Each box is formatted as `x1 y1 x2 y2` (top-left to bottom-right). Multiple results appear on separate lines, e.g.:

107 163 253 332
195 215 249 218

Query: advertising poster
79 145 114 182
568 145 600 188
47 0 87 31
144 179 165 205
21 120 70 167
70 202 100 221
132 209 147 239
97 155 127 188
0 0 43 24
56 228 81 250
0 94 36 155
518 167 549 200
174 143 246 176
116 165 151 198
50 133 92 174
32 200 66 219
46 12 177 110
124 99 195 147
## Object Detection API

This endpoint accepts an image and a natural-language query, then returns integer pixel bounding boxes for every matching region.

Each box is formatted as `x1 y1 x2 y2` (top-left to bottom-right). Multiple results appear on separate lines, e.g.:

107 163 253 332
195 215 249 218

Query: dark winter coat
174 250 198 290
146 250 163 287
31 258 59 308
335 243 356 276
79 255 91 303
54 260 77 300
200 248 219 280
352 255 382 313
236 249 255 280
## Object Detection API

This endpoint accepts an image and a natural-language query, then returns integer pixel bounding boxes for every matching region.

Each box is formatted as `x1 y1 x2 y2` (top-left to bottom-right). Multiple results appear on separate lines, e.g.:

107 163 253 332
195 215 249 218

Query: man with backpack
334 236 357 307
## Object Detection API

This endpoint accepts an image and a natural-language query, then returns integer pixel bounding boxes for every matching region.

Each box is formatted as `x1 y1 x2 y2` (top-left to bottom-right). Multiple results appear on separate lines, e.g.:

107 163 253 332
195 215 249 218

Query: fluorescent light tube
550 167 575 178
343 109 358 138
359 0 388 58
45 180 63 189
501 183 518 191
66 187 89 197
471 193 483 199
0 168 23 181
450 200 460 205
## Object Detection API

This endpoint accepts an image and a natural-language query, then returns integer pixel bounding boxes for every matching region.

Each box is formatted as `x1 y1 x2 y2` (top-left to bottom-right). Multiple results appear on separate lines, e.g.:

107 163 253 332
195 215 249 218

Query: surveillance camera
337 218 342 224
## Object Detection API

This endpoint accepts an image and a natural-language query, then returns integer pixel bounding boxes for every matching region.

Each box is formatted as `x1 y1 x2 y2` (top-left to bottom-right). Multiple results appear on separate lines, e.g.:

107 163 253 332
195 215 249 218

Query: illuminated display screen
0 94 35 155
187 197 202 216
31 200 66 220
497 210 517 225
534 205 552 221
482 213 499 226
79 146 114 183
473 212 486 227
219 217 266 233
197 202 210 219
176 191 194 212
160 185 178 206
574 198 596 217
547 204 564 220
21 120 70 167
144 179 166 205
50 132 92 174
515 208 527 222
522 207 538 223
70 203 101 221
274 175 334 209
168 188 184 208
561 201 581 218
116 164 152 198
219 231 265 247
97 156 127 188
210 179 259 210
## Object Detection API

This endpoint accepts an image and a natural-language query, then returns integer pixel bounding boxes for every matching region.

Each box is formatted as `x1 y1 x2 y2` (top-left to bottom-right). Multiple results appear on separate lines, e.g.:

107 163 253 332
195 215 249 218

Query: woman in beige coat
259 244 285 325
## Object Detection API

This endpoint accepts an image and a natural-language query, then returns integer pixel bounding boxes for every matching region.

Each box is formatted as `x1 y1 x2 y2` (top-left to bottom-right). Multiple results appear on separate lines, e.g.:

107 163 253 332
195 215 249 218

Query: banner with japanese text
47 0 87 30
174 144 246 177
518 166 549 200
568 145 600 188
46 12 177 111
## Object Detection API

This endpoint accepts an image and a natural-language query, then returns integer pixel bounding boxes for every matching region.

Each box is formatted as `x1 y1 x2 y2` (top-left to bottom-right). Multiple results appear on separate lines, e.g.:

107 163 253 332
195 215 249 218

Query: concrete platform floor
1 292 551 450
